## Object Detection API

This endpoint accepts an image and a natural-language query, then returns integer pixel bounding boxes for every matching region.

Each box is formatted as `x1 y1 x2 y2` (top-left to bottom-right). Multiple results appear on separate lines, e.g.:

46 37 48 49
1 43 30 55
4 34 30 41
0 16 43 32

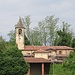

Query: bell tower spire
15 17 25 49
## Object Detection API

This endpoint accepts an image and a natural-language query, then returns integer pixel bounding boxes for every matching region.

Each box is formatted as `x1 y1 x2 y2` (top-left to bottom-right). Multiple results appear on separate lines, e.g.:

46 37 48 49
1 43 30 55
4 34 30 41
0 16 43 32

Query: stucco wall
22 51 34 56
48 50 56 56
56 50 72 55
48 49 72 56
16 28 25 49
34 53 48 59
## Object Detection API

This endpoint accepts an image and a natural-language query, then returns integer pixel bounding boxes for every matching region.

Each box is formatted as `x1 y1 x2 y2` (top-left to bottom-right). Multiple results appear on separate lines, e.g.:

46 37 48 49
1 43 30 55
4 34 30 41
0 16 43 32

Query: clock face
18 29 22 35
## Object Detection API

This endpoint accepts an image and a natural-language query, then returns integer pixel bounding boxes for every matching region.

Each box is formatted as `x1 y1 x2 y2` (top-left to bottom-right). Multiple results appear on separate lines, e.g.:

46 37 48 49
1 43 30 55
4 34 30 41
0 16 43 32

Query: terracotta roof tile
45 46 73 50
23 46 73 51
24 46 49 51
24 57 52 63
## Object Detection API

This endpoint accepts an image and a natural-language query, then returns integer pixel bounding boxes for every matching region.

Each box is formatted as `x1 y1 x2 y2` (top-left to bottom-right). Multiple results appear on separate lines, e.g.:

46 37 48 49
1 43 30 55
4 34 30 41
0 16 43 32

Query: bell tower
15 17 25 50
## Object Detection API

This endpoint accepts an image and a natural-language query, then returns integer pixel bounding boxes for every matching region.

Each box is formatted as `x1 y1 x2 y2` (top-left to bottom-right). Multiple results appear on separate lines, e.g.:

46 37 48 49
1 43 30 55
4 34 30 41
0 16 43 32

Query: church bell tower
15 18 25 50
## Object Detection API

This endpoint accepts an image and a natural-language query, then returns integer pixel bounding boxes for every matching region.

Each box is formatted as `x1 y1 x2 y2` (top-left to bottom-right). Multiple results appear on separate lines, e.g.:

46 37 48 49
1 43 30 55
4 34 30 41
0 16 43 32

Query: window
59 51 62 54
27 53 30 56
49 51 51 53
18 29 22 35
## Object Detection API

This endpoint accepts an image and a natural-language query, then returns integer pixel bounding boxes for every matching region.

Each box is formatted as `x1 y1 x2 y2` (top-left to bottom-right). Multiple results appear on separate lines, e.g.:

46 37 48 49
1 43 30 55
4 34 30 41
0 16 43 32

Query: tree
0 45 29 75
72 38 75 48
63 50 75 75
54 22 72 46
7 30 16 45
0 36 6 51
30 27 42 45
8 30 31 46
57 30 72 46
24 34 31 45
0 35 29 75
38 21 47 46
54 33 59 46
30 15 59 46
49 63 53 75
22 15 59 46
22 15 31 44
45 15 59 45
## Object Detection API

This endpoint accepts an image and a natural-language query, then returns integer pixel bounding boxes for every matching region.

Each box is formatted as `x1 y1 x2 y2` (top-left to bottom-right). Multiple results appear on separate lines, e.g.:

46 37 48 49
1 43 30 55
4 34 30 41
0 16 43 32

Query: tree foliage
7 30 16 46
51 64 72 75
0 36 29 75
8 30 31 45
54 22 72 46
24 34 31 45
63 50 75 75
49 63 53 75
0 36 6 51
29 15 59 46
30 27 42 45
44 15 59 45
22 15 31 43
72 38 75 48
20 15 74 46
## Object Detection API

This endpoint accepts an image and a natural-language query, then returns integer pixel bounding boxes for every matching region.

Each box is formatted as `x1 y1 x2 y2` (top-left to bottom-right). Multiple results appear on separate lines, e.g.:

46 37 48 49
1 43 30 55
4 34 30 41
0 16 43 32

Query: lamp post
53 60 54 75
53 54 56 75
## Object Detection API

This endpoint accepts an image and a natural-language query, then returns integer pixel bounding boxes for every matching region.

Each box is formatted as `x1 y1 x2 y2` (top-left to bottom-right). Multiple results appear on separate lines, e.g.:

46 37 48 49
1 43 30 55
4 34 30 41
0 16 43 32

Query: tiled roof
46 46 73 50
24 57 52 63
15 18 25 28
23 46 73 51
23 46 49 51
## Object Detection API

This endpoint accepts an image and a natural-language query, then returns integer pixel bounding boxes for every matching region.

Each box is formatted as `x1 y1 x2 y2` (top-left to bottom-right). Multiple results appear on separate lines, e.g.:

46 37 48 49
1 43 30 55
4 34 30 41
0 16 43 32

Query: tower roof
15 17 25 29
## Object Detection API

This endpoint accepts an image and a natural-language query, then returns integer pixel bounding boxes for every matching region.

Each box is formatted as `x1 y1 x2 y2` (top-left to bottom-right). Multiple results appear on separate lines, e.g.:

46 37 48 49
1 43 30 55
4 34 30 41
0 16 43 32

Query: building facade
15 18 73 75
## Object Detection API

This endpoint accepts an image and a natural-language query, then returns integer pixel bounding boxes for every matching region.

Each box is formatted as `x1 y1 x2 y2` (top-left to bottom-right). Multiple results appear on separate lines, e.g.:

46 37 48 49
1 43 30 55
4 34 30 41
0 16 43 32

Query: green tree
0 45 29 75
8 30 30 45
21 15 59 46
55 22 72 46
52 64 72 75
54 33 59 46
7 30 16 46
63 50 75 75
72 38 75 48
49 63 53 75
45 15 59 45
30 27 42 45
22 15 31 44
31 15 59 46
38 21 47 46
0 36 6 51
24 34 31 45
0 35 29 75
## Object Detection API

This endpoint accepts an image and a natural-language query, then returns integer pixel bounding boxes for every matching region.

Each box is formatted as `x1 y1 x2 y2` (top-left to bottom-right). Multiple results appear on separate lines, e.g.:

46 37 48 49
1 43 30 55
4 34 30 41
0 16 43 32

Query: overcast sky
0 0 75 41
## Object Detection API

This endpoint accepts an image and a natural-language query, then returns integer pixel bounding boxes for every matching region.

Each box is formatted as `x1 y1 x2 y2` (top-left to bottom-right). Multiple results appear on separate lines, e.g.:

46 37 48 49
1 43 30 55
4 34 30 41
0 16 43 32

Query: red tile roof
23 46 49 51
23 46 73 51
46 46 73 50
24 57 52 63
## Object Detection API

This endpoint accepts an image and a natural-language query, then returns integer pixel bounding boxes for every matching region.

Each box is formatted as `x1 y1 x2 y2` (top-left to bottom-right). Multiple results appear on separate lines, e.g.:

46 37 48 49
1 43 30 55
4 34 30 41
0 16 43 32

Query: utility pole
53 61 54 75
